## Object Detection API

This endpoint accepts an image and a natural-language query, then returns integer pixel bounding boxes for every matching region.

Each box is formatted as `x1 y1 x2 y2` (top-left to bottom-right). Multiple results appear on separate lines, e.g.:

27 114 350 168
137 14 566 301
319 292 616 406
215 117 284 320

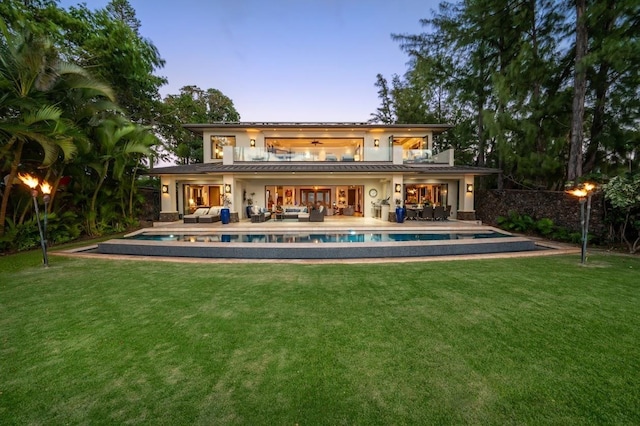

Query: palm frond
19 131 60 166
62 73 115 102
23 105 62 126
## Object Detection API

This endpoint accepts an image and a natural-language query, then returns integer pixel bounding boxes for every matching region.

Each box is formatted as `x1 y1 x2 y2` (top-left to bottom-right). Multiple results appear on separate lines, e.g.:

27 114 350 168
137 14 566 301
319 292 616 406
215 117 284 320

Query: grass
1 249 639 424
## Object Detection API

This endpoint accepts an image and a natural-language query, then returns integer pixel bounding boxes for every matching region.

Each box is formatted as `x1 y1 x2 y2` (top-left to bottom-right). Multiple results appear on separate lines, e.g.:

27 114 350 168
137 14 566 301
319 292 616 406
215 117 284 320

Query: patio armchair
309 206 326 222
434 206 446 220
341 153 355 161
250 206 272 223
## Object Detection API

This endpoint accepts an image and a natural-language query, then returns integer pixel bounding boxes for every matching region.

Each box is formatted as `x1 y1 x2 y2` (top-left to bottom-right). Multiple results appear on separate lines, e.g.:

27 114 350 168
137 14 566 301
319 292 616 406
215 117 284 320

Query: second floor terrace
185 122 456 166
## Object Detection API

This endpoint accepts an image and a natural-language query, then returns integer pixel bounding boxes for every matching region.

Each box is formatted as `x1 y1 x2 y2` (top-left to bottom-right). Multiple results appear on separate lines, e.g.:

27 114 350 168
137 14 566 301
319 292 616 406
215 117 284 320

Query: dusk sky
58 0 440 122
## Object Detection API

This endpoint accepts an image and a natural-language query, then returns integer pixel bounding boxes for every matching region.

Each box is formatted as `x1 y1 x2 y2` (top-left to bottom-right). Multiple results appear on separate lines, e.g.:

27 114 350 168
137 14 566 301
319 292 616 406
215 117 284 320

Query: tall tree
106 0 141 34
369 73 394 124
582 0 640 177
567 0 588 182
65 1 167 125
159 85 240 164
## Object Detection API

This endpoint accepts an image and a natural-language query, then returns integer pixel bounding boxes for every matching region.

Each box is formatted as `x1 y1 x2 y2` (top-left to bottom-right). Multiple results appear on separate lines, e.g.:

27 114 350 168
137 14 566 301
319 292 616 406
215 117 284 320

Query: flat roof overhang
149 163 500 176
183 122 454 135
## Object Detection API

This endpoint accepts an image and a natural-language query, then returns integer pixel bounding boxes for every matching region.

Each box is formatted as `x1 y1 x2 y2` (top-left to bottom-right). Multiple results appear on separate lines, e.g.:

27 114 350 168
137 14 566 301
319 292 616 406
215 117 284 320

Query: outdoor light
395 184 402 193
567 182 596 264
466 184 474 193
225 184 232 193
374 139 379 147
161 184 169 194
250 139 256 148
18 173 49 267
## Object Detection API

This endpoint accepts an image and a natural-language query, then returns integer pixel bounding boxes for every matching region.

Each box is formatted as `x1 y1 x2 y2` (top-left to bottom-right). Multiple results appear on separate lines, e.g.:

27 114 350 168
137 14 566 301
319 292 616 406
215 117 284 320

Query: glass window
210 136 236 159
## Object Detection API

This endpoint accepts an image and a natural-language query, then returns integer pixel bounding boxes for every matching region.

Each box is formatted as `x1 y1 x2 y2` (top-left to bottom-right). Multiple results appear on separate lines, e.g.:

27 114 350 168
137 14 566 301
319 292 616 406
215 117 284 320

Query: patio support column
159 177 179 222
392 175 404 205
457 175 476 221
223 175 239 220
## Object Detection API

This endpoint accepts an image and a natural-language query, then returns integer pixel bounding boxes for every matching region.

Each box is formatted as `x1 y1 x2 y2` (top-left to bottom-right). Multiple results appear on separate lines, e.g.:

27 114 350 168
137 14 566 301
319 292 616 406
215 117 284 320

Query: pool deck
56 216 579 263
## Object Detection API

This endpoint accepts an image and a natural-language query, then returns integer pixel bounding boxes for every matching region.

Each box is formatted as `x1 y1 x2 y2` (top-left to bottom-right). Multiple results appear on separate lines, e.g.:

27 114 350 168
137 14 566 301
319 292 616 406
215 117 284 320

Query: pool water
126 231 511 243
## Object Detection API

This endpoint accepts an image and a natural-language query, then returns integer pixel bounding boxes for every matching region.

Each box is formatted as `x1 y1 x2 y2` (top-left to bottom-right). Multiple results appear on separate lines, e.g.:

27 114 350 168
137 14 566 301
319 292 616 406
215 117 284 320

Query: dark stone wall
139 187 160 221
475 189 606 237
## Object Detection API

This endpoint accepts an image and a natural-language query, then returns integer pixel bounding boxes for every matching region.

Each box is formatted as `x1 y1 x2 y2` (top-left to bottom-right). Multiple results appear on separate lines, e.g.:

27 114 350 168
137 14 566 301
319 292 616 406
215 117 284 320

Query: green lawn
1 250 639 424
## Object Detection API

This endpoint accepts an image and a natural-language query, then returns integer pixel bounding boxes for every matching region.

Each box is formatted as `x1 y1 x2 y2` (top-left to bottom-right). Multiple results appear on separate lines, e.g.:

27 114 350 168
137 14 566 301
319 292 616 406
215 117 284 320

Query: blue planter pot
396 207 405 223
220 208 230 224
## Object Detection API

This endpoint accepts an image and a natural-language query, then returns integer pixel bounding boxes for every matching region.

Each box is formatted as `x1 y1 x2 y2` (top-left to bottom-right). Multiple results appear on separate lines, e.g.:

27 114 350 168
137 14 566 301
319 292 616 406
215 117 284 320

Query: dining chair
421 206 434 220
434 206 445 220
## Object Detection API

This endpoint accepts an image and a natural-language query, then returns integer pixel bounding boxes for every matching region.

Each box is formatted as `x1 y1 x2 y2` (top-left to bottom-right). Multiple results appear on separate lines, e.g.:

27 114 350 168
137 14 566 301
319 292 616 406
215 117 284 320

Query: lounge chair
183 207 210 223
198 207 221 223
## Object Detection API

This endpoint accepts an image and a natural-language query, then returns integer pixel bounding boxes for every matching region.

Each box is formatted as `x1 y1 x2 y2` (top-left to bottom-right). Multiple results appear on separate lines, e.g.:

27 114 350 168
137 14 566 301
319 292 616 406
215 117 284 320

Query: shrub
496 211 535 232
534 218 555 236
496 212 585 244
0 211 82 253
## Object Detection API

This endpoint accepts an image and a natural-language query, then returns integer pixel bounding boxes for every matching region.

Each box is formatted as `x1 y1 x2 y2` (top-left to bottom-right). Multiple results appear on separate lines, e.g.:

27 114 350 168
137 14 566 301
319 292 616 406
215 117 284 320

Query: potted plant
380 197 391 222
245 192 255 218
395 198 405 223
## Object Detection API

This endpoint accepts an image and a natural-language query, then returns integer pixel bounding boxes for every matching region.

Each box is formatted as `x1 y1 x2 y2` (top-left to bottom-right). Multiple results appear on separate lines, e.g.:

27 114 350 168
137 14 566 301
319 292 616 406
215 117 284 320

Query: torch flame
567 189 587 198
18 173 39 189
583 182 595 192
40 181 52 195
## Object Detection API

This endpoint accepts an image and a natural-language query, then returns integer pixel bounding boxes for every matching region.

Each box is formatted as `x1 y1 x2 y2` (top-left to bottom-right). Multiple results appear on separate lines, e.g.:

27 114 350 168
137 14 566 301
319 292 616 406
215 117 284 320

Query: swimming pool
126 230 511 243
97 228 537 259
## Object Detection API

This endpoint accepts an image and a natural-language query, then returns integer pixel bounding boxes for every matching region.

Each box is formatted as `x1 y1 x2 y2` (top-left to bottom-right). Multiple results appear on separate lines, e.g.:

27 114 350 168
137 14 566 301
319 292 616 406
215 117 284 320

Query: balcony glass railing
234 147 392 162
403 148 453 165
230 147 453 164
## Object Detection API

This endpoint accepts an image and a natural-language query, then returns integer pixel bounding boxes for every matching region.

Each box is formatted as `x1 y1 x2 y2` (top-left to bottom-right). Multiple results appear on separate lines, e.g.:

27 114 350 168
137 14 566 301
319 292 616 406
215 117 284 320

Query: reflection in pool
125 231 511 244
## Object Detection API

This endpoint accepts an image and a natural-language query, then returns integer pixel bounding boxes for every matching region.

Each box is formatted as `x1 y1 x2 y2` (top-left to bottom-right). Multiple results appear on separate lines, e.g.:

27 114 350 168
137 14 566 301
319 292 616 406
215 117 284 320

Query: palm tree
86 119 153 235
0 20 114 236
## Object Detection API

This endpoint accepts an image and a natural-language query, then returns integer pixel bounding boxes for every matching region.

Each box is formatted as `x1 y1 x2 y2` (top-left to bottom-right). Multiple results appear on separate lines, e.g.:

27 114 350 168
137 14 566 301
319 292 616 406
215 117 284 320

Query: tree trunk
89 164 109 235
584 62 609 174
0 139 24 237
128 158 140 218
568 0 588 182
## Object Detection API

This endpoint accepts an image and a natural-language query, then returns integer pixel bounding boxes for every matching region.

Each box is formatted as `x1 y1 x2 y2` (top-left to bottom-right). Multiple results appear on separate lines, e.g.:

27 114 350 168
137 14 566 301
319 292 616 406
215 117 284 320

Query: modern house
151 122 498 221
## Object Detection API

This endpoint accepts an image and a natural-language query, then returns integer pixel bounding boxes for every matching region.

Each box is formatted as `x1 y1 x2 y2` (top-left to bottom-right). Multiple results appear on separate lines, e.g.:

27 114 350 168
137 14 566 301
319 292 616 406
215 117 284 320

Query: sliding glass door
301 188 331 207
